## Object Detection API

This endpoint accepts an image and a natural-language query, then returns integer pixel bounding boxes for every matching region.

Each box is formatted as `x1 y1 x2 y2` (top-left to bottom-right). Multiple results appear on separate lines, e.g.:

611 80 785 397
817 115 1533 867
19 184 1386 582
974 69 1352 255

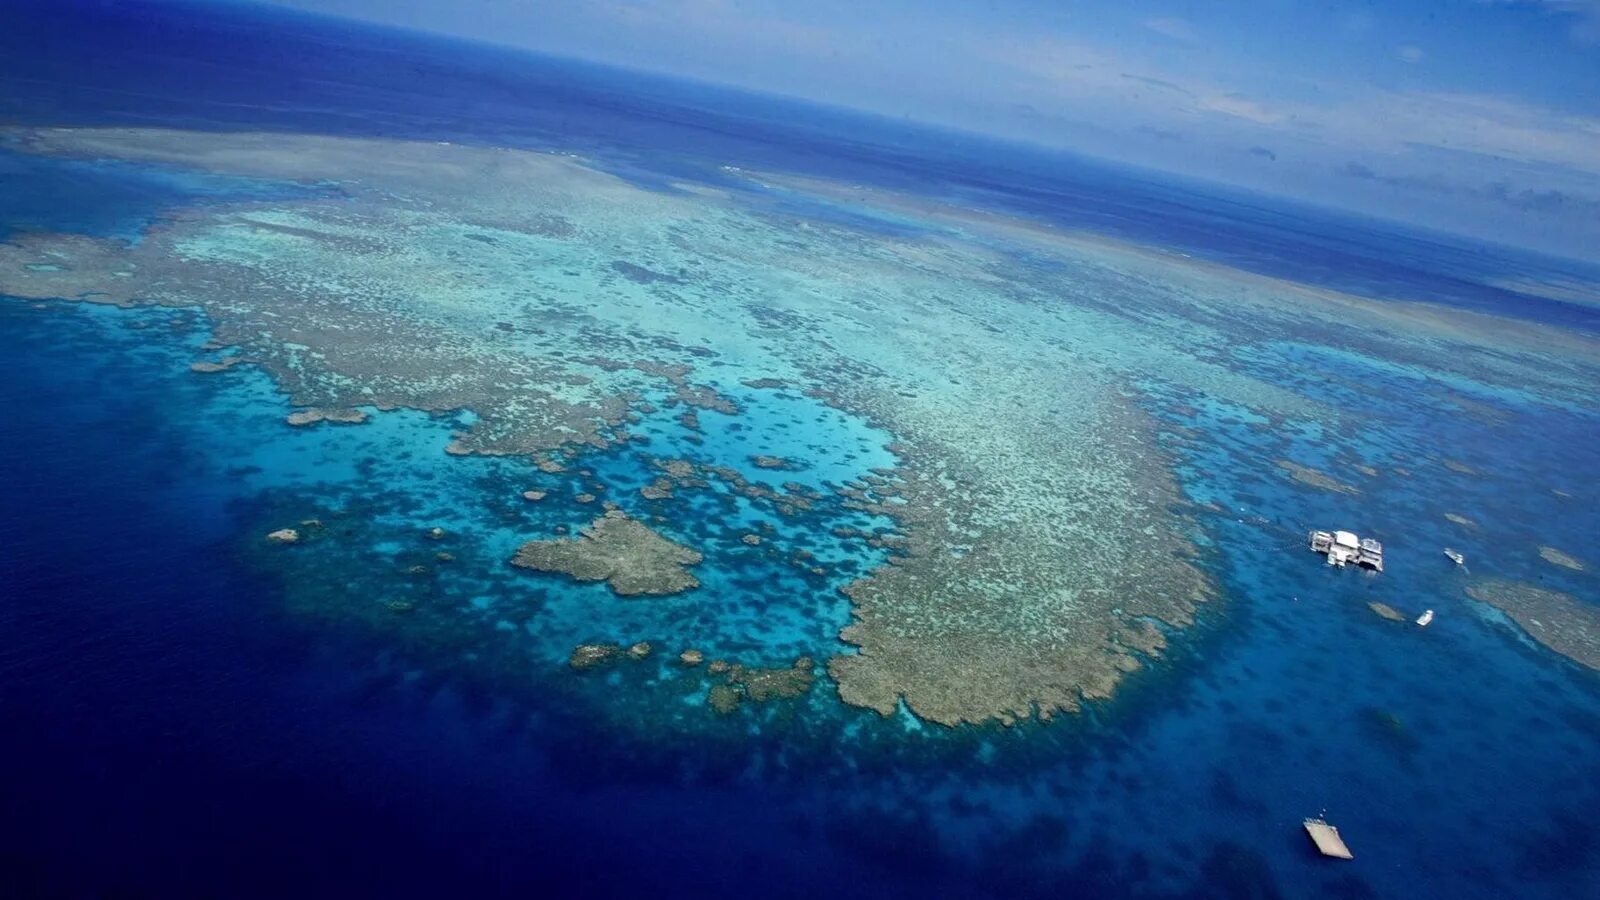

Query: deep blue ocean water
2 2 1598 899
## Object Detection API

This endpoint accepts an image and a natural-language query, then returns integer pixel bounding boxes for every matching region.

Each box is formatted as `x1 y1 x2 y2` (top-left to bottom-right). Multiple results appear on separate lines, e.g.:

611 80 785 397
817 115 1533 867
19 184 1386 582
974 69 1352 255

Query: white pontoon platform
1309 530 1384 572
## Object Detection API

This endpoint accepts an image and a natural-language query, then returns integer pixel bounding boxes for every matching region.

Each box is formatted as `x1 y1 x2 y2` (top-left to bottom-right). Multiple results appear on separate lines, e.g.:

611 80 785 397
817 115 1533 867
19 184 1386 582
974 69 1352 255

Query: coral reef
707 684 742 714
1466 579 1600 671
11 126 1593 734
702 657 816 714
1539 547 1585 571
189 357 241 373
1275 459 1361 495
828 397 1210 726
285 407 367 427
1368 602 1406 623
569 643 623 670
729 657 816 702
511 511 703 596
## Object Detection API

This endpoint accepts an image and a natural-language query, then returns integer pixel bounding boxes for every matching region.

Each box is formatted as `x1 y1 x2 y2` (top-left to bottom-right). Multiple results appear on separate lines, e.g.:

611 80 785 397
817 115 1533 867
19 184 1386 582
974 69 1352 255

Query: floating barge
1303 817 1355 859
1309 530 1384 572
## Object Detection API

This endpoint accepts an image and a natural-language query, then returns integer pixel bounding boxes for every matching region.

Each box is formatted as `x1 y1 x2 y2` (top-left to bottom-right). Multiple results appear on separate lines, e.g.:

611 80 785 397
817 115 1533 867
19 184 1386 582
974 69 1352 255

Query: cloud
1337 90 1600 172
1339 160 1600 218
1119 73 1197 99
1142 17 1199 44
1195 93 1283 124
982 32 1600 174
1396 44 1425 63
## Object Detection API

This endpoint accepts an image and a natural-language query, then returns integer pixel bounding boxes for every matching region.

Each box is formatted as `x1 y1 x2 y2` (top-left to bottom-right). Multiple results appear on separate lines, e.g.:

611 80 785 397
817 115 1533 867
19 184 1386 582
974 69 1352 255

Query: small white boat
1416 609 1435 627
1443 548 1464 566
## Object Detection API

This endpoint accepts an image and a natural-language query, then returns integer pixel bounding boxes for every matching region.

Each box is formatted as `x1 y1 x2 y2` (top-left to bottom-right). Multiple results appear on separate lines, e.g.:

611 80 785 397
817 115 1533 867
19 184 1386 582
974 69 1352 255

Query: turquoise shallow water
3 5 1600 898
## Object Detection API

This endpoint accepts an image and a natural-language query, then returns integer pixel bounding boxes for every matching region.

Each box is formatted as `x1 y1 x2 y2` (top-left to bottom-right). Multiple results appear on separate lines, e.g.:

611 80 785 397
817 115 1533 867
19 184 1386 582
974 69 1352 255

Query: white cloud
1142 17 1199 44
979 33 1600 177
1195 93 1283 124
1396 44 1426 63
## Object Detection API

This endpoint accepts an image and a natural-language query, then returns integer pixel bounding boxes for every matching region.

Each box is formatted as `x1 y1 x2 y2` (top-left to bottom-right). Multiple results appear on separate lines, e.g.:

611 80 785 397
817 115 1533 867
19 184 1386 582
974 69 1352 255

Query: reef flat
1467 580 1600 671
3 126 1598 729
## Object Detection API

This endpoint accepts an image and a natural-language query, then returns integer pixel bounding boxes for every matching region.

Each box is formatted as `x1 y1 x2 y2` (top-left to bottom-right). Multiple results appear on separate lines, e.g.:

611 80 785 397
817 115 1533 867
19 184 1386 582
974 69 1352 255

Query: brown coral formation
510 511 703 595
702 657 816 714
1368 601 1406 623
189 357 241 373
827 395 1210 727
707 684 742 714
285 407 368 427
568 643 623 670
1466 579 1600 671
729 657 815 702
1539 547 1585 571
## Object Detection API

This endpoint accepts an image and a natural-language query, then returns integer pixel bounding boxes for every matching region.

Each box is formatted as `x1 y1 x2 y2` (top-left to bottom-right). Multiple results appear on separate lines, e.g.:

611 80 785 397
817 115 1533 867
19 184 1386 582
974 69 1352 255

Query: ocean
2 2 1597 899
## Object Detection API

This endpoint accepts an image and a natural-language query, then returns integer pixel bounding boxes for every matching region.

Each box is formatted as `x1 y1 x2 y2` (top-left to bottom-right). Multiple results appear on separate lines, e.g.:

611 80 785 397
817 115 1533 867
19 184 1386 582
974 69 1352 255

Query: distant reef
1467 579 1600 672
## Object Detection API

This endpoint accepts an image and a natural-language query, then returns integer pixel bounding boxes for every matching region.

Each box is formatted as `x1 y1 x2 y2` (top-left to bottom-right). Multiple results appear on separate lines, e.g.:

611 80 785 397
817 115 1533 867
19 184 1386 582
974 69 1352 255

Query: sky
247 1 1600 260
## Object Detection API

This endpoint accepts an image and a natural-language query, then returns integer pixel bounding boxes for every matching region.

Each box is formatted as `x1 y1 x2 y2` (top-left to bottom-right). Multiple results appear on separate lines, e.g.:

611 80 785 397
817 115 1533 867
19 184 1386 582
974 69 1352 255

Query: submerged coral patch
1368 601 1406 623
1539 547 1586 572
189 356 241 373
511 510 703 596
702 656 817 714
285 407 367 427
569 643 624 670
1275 459 1361 495
1466 579 1600 671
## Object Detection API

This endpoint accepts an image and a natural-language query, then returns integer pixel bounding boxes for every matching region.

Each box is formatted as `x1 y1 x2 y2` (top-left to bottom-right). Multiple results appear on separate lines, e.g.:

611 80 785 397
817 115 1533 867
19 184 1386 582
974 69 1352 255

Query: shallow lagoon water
3 5 1600 900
